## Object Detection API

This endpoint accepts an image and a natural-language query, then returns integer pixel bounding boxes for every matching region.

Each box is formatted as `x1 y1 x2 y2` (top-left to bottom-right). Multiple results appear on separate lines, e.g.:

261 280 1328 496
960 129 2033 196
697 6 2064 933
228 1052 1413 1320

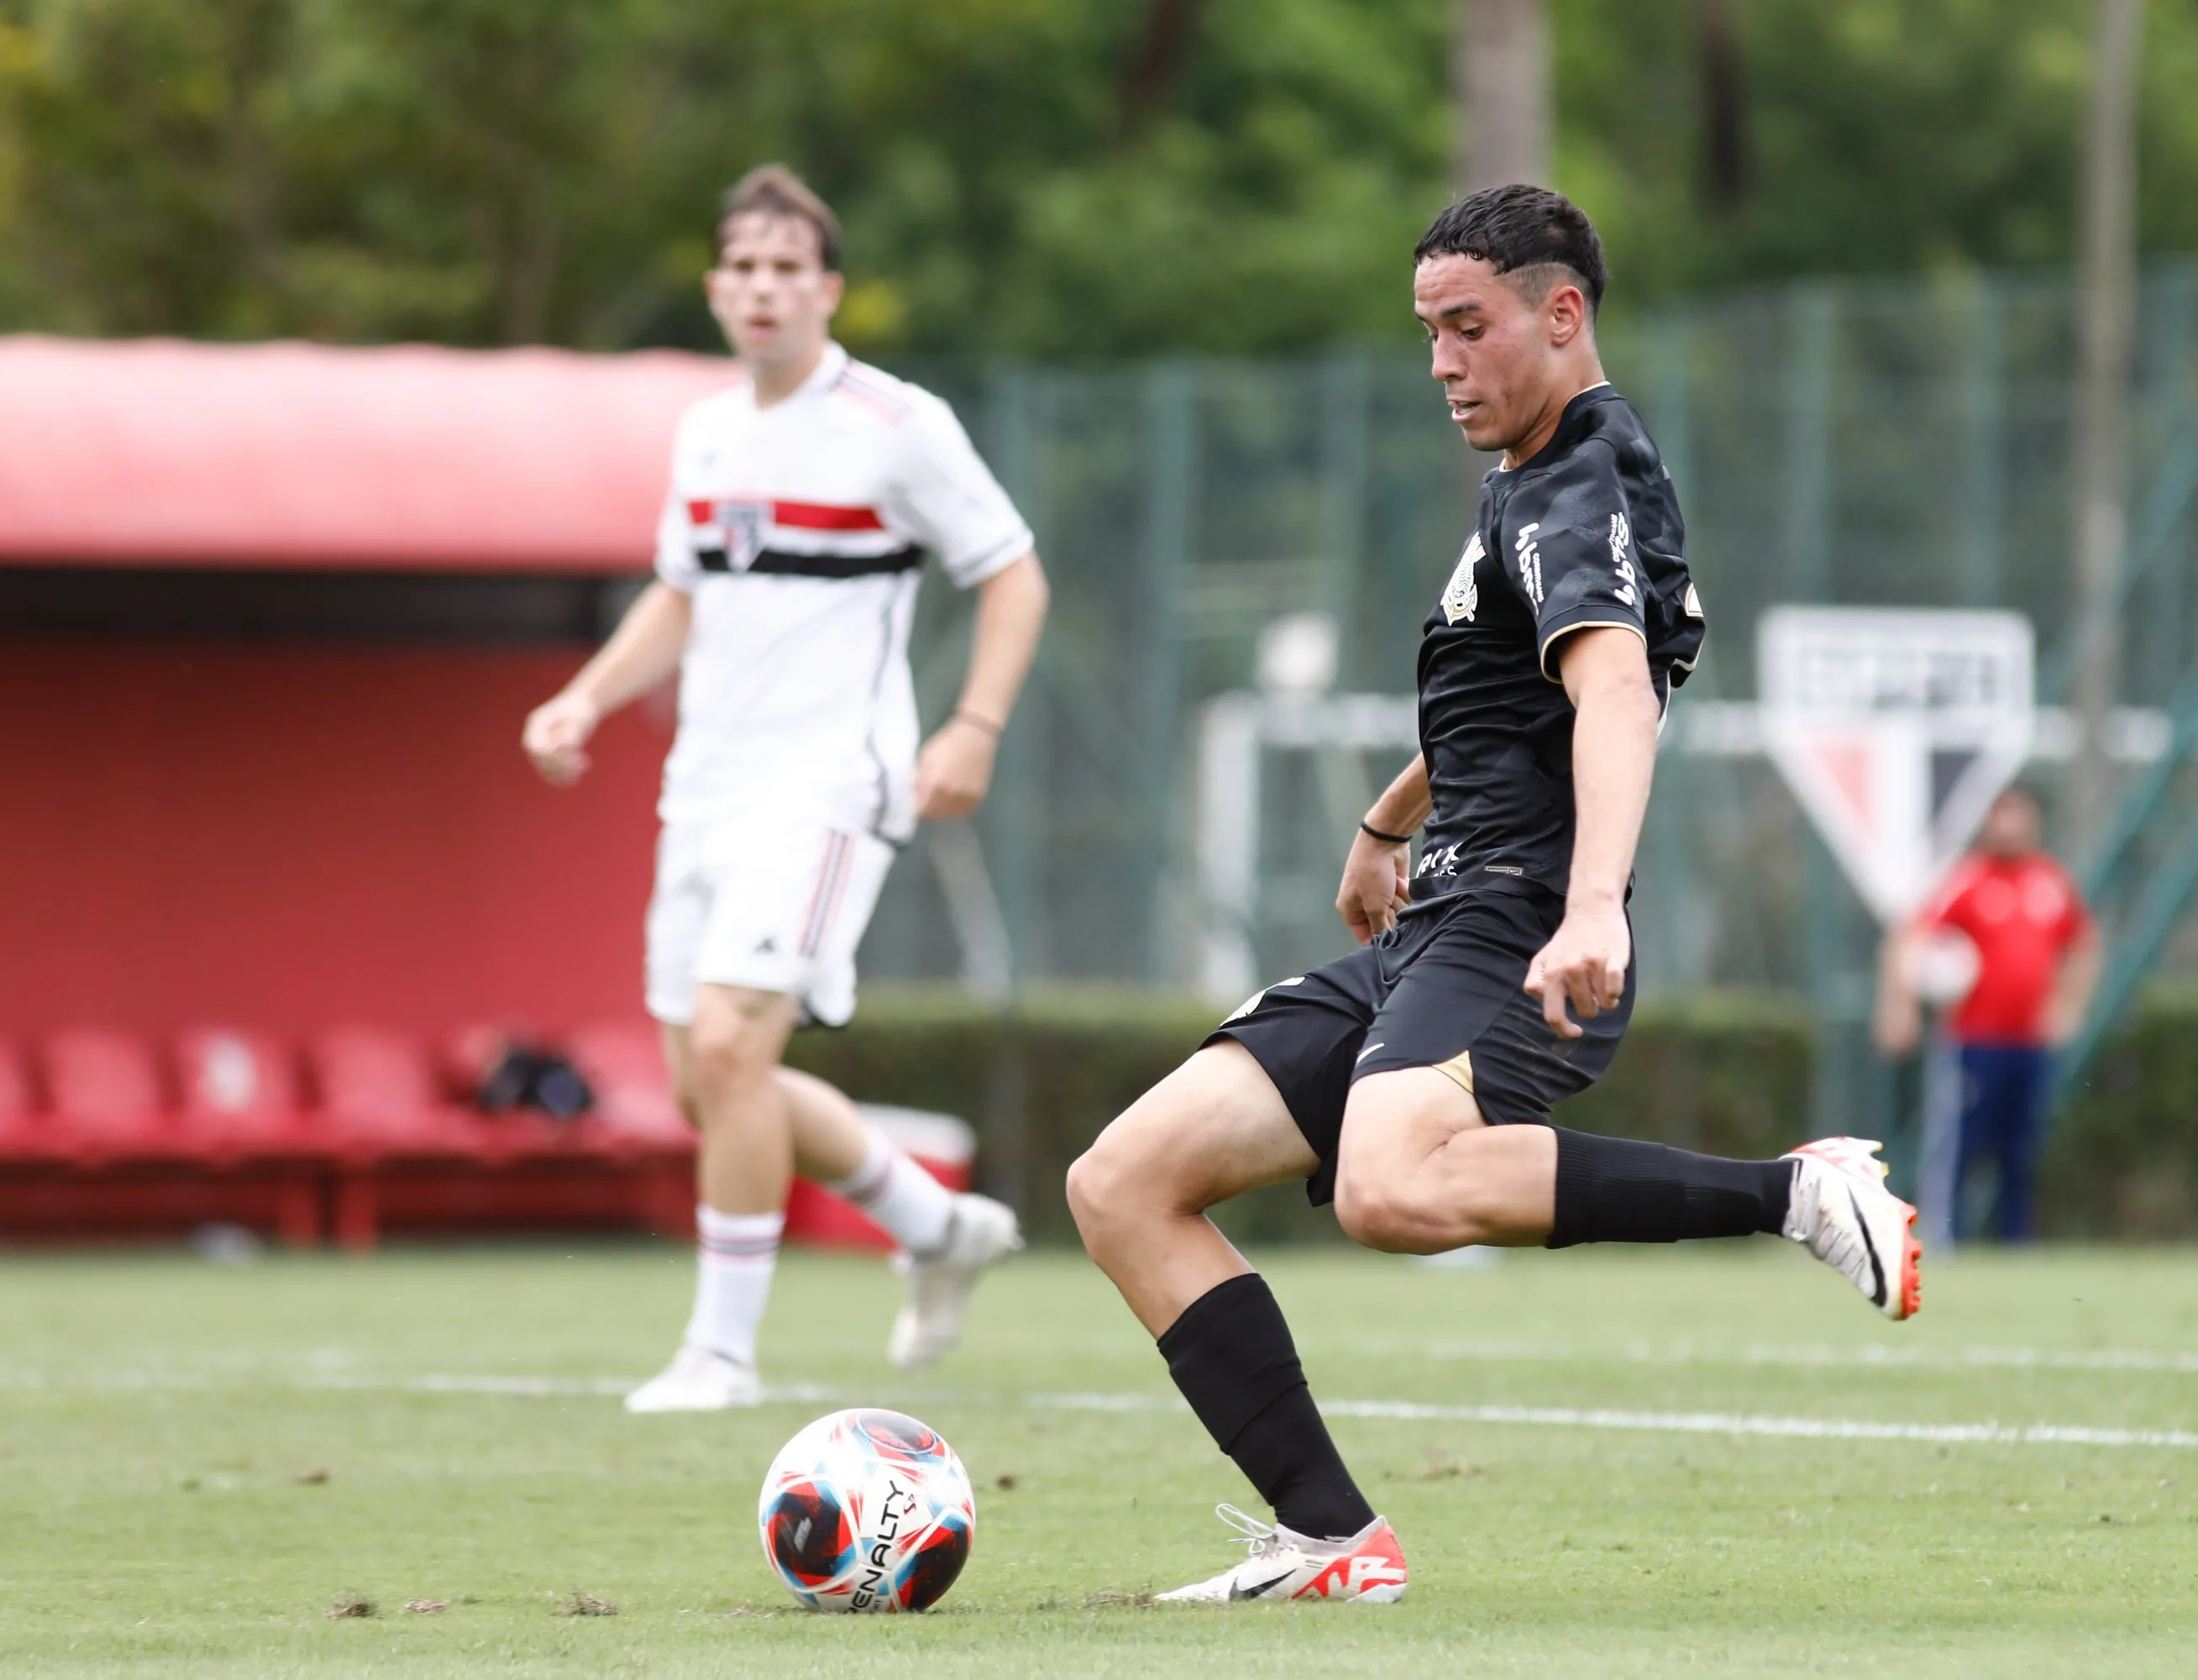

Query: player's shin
1157 1273 1375 1541
1544 1127 1796 1247
826 1126 954 1257
683 1205 783 1363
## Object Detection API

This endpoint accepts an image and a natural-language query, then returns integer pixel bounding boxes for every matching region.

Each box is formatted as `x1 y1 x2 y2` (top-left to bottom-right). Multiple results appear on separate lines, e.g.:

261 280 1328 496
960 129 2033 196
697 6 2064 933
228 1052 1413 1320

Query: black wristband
952 711 1004 738
1359 818 1414 846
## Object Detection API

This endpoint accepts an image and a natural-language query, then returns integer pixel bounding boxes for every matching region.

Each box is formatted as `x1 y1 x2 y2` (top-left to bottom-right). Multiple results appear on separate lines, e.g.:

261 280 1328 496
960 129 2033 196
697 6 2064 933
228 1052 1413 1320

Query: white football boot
1155 1504 1409 1604
622 1343 762 1413
1781 1136 1923 1320
885 1192 1023 1372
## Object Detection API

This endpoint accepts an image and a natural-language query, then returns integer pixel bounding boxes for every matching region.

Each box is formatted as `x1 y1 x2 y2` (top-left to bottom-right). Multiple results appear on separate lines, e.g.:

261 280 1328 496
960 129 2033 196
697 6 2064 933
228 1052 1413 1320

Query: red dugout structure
0 335 737 1247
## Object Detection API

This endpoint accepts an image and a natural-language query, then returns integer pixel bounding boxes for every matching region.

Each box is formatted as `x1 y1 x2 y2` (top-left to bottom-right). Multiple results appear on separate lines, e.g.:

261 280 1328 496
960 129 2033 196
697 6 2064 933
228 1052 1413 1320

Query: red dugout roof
0 335 738 573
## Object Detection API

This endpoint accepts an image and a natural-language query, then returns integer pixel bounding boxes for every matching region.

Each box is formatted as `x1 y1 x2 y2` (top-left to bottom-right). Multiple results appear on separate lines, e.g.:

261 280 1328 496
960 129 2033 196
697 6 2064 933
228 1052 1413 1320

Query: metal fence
860 262 2198 1127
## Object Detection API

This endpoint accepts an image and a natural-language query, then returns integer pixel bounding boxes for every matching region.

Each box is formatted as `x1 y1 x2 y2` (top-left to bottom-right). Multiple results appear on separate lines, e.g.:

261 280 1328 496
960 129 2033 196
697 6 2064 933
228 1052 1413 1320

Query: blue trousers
1955 1042 2050 1243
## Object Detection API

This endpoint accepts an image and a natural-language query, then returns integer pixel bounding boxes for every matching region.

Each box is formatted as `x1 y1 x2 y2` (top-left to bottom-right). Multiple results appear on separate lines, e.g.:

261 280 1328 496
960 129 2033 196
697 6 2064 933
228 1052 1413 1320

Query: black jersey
1411 385 1704 903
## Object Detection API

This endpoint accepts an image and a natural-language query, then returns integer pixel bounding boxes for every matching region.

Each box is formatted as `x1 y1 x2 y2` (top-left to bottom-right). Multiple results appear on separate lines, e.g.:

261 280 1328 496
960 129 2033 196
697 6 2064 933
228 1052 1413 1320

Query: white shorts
644 819 896 1028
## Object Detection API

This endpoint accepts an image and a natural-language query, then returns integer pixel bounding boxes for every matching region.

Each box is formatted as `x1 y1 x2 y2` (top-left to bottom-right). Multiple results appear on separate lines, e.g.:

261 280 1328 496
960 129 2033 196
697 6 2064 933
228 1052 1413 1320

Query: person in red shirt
1875 789 2101 1242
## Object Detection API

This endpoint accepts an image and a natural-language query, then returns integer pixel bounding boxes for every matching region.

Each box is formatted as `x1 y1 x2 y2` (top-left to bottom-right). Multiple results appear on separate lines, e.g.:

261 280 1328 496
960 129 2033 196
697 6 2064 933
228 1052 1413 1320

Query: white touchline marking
297 1372 845 1403
307 1373 632 1398
1023 1391 2198 1451
1382 1339 2198 1376
12 1371 2193 1452
1314 1399 2198 1451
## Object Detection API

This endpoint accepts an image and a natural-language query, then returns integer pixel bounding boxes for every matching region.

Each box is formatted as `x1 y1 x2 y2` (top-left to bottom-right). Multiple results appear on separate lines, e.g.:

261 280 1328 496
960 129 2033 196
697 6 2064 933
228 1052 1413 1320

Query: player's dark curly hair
719 163 842 270
1414 185 1607 318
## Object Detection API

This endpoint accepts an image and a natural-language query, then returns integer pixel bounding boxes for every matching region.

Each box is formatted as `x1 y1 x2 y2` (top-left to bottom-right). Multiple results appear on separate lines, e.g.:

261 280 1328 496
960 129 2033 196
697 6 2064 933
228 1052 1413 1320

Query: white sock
827 1130 954 1256
682 1205 782 1367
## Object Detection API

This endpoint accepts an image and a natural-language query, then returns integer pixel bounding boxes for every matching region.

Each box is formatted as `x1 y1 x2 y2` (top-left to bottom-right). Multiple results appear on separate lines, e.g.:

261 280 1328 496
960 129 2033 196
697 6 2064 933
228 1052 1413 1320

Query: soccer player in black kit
1067 186 1923 1604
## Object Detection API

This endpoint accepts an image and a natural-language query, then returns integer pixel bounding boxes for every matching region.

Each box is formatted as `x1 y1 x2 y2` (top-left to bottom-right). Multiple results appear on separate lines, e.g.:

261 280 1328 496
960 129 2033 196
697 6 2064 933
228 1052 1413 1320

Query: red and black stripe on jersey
686 497 923 578
696 545 923 577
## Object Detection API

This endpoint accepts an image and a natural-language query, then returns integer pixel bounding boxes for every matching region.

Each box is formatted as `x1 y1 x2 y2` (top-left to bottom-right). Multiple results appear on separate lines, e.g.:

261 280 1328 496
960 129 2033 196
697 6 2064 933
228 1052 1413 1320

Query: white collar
748 340 847 411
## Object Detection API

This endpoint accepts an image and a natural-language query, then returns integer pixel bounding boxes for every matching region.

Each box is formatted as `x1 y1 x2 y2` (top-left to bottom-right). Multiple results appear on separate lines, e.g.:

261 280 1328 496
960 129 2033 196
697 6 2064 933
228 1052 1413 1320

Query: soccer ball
757 1408 975 1613
1907 927 1981 1006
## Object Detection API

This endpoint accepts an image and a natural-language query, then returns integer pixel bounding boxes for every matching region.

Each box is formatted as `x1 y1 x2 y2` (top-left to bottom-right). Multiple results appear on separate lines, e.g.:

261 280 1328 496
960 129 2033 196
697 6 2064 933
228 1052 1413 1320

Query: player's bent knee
686 990 791 1089
1332 1173 1432 1254
1062 1149 1109 1244
685 1016 755 1079
1065 1131 1152 1257
1066 1107 1204 1259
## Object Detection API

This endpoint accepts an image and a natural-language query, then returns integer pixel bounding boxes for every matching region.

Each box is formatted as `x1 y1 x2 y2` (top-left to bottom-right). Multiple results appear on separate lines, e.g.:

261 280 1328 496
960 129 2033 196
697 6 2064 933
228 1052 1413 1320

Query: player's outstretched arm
1337 755 1431 945
914 552 1049 820
522 580 693 785
1526 627 1659 1037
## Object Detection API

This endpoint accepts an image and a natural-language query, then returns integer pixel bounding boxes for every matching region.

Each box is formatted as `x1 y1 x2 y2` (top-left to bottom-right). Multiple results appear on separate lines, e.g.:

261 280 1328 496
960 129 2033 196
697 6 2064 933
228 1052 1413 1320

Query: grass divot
554 1588 618 1617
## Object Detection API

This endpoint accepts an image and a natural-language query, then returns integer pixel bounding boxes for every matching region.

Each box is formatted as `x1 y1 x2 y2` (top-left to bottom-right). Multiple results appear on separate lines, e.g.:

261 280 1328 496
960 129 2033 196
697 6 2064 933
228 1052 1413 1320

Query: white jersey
653 343 1031 838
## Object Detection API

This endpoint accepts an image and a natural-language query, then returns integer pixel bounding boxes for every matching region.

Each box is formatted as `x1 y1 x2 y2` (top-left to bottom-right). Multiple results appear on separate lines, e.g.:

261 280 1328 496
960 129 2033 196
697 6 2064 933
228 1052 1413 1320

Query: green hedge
2048 983 2198 1239
788 984 1817 1246
794 981 2198 1241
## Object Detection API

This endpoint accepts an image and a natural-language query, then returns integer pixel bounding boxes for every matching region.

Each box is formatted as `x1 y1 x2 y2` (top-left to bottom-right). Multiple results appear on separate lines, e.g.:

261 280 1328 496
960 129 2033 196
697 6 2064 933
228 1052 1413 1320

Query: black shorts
1208 882 1634 1205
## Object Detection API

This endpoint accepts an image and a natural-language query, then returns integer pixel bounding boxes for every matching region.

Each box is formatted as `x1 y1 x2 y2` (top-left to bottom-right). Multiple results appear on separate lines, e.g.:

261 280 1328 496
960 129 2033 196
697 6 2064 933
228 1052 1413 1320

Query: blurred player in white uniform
524 165 1049 1411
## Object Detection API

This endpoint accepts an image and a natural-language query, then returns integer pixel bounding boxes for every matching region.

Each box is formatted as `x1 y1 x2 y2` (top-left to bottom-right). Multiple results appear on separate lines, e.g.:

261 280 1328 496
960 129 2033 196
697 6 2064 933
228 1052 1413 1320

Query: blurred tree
0 0 296 336
0 0 2194 354
1696 0 1746 213
1459 0 1551 192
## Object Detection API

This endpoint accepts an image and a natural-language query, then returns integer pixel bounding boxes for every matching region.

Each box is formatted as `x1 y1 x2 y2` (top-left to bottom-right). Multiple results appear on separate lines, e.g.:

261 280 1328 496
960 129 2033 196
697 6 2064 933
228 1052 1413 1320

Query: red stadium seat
0 1037 45 1162
1 1020 700 1248
436 1022 510 1097
175 1027 309 1163
431 1022 553 1168
559 1021 694 1237
564 1021 693 1155
0 1040 28 1119
170 1028 322 1247
310 1025 476 1254
309 1026 463 1164
42 1027 180 1165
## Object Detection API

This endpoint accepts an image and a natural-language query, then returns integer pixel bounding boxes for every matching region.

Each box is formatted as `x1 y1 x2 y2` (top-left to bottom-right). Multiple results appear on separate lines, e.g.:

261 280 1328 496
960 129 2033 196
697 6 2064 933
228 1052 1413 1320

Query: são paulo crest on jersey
689 497 773 571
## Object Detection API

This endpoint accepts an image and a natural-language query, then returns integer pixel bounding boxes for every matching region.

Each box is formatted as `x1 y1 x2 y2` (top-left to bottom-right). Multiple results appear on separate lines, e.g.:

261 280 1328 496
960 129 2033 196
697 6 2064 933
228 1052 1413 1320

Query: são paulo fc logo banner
1758 607 2034 925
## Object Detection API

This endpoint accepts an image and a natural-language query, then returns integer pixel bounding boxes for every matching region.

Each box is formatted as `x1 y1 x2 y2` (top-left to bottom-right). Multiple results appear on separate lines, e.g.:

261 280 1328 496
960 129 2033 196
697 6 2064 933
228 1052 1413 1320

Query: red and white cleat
1154 1504 1409 1604
1782 1136 1923 1320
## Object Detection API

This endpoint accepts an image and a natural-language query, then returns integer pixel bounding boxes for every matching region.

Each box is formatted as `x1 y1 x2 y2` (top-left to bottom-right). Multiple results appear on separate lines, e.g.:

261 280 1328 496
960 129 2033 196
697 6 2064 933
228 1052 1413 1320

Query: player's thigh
1070 1039 1318 1221
658 1010 805 1125
1334 889 1583 1204
1335 1064 1487 1197
658 1021 699 1126
1333 906 1517 1195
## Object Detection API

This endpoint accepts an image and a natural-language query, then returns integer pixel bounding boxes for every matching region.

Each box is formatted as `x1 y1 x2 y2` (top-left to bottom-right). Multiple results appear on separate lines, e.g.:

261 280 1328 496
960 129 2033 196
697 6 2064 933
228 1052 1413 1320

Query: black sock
1545 1127 1797 1248
1156 1273 1375 1541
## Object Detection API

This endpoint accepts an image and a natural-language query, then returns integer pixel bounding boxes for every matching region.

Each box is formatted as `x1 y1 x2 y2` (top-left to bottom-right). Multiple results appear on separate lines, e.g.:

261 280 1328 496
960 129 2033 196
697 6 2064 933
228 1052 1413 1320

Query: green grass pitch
1 1239 2193 1677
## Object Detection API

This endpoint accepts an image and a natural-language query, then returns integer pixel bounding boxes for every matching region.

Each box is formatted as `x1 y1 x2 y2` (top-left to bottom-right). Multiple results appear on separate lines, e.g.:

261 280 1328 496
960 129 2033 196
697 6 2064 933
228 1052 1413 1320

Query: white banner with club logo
1757 607 2035 926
